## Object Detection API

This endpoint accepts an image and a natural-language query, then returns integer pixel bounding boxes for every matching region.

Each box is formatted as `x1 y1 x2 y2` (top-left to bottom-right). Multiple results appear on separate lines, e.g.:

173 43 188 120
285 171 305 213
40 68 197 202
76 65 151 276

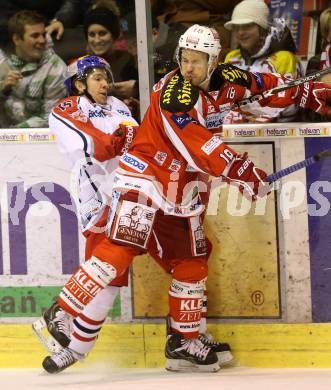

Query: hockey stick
266 148 331 183
231 67 331 111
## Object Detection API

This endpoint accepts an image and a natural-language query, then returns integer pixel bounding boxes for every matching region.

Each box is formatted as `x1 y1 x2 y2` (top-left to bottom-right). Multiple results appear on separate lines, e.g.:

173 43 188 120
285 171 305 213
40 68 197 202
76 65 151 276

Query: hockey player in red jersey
34 55 233 374
35 25 331 374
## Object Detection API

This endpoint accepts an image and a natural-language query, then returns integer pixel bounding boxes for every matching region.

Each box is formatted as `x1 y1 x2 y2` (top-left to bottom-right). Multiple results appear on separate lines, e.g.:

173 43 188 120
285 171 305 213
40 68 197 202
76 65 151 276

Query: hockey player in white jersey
32 55 139 372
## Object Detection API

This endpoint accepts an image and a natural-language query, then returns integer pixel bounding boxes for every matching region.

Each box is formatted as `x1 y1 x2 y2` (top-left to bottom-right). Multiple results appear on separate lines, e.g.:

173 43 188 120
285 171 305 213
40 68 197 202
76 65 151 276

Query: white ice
1 366 331 390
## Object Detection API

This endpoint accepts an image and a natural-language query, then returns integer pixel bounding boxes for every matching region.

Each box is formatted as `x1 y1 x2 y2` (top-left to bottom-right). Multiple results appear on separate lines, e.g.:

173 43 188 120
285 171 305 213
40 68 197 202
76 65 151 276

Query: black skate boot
42 347 84 374
165 333 220 372
43 302 72 347
198 333 235 366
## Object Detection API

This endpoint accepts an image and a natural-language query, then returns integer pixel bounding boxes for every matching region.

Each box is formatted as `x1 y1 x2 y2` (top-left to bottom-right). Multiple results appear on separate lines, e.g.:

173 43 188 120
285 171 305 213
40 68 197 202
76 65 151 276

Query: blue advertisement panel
305 137 331 322
269 0 304 51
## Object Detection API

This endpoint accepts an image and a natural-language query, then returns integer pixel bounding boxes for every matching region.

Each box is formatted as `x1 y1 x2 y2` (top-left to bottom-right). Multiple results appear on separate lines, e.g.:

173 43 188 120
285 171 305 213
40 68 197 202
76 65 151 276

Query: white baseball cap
224 0 270 30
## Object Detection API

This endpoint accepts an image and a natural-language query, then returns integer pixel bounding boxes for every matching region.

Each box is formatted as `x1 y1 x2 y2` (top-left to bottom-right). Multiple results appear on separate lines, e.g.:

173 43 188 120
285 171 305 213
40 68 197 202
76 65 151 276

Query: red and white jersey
49 95 138 230
116 68 298 216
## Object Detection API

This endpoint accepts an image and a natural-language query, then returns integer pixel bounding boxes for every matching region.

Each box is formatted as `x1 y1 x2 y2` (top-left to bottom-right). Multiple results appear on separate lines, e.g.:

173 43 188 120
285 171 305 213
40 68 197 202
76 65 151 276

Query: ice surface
1 366 331 390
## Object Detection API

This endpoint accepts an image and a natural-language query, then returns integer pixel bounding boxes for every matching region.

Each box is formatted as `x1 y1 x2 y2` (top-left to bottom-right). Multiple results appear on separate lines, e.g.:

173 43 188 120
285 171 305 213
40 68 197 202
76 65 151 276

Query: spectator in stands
0 1 88 61
306 8 331 83
151 15 185 83
83 5 139 100
0 10 67 128
0 1 126 62
46 0 124 41
153 0 242 60
223 0 303 123
304 7 331 121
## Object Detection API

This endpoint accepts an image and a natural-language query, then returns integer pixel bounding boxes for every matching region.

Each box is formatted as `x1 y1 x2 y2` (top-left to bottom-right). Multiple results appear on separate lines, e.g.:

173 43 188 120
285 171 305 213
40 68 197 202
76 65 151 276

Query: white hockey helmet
177 24 222 80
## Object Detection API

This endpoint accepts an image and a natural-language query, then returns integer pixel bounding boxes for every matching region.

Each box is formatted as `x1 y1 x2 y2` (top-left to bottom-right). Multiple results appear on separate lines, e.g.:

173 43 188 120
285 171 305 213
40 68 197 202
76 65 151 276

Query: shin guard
168 278 205 339
58 257 117 316
69 286 120 355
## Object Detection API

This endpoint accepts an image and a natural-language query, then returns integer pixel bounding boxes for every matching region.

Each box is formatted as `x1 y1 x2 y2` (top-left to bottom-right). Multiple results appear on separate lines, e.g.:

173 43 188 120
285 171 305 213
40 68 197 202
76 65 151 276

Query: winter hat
84 7 120 40
224 0 269 30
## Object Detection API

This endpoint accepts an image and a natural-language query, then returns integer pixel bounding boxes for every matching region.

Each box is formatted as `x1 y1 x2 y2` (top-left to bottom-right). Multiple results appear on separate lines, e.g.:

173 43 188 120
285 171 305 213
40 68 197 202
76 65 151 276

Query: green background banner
0 287 121 318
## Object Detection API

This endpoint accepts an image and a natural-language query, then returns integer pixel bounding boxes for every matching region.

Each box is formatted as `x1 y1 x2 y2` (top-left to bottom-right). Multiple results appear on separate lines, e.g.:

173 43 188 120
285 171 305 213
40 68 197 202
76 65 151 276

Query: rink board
1 125 331 323
132 143 280 318
2 323 331 368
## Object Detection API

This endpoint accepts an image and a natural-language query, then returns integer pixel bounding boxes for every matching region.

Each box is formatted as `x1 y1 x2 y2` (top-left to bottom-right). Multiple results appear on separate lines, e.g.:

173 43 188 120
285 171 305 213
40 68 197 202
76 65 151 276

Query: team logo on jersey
70 110 88 123
171 113 193 129
168 159 181 172
201 135 222 155
154 151 168 166
121 153 147 173
58 100 73 111
207 104 216 114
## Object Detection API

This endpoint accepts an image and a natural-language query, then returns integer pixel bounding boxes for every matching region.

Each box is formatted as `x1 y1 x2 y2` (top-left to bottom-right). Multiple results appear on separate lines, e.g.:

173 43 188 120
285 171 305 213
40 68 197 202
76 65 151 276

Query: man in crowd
0 10 67 127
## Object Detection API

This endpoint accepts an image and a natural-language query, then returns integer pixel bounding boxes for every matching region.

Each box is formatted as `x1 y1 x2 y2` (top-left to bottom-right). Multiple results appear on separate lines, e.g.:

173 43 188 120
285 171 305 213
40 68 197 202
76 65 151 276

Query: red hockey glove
224 152 271 201
114 123 138 155
294 81 331 116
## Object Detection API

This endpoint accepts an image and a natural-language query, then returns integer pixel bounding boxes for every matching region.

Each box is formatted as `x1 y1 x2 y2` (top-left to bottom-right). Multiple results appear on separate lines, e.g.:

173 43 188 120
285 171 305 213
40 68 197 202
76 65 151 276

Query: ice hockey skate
32 302 73 353
42 347 84 374
198 333 235 366
165 333 220 372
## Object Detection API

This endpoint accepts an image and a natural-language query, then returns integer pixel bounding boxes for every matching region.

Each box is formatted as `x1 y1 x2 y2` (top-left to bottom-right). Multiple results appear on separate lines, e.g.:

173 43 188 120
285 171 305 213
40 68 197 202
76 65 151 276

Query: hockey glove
114 123 138 155
294 81 331 116
224 152 271 201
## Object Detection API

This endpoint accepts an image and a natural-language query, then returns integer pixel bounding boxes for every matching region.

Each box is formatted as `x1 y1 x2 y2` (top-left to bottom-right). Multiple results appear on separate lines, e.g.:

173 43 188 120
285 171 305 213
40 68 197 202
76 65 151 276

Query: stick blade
316 148 331 160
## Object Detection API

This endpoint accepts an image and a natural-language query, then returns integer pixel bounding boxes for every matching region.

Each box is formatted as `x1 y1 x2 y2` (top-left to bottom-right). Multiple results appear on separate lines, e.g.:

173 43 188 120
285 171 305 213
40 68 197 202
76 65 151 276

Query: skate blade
32 318 63 354
218 351 237 367
165 358 220 373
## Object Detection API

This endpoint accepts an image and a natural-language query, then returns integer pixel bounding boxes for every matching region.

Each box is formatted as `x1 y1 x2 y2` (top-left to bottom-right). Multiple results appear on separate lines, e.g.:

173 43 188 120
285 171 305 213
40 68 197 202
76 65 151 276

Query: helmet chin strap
79 83 110 105
198 61 217 90
85 90 97 104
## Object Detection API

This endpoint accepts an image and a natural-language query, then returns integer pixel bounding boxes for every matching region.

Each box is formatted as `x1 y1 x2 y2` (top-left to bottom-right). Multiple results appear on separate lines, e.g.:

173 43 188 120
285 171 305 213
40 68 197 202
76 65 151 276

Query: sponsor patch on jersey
160 73 199 112
252 72 264 90
171 113 193 129
117 109 131 117
219 103 231 112
168 159 181 172
88 108 109 118
111 200 156 249
121 153 147 173
201 135 222 155
205 113 223 129
70 110 88 123
185 164 198 172
154 151 168 166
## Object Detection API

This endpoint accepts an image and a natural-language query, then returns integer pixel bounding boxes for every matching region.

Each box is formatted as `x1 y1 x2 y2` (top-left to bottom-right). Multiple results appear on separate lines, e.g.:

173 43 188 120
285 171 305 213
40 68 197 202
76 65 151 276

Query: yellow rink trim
2 323 331 368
